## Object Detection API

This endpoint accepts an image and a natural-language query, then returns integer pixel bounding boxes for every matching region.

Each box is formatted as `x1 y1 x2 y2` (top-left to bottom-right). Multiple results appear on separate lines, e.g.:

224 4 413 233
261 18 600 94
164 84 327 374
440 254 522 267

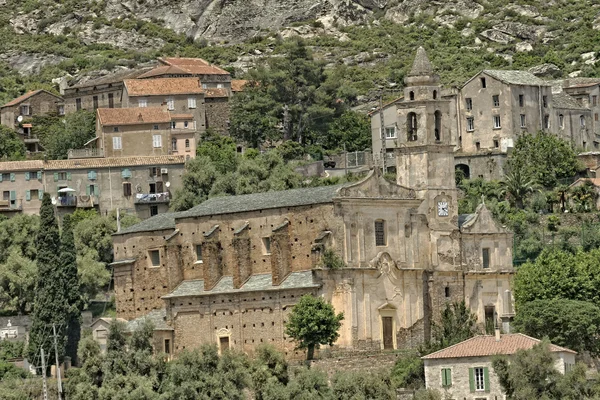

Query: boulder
506 4 540 18
516 42 533 52
480 29 515 44
493 21 546 41
528 63 562 78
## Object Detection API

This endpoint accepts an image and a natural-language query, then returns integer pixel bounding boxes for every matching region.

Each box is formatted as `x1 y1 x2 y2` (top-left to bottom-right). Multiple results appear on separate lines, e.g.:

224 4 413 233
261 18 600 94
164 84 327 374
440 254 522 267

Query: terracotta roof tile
422 334 576 360
159 57 230 75
231 79 248 92
45 155 185 170
2 90 62 108
124 77 204 96
136 65 189 79
0 160 44 172
170 113 194 120
97 107 172 126
205 88 229 98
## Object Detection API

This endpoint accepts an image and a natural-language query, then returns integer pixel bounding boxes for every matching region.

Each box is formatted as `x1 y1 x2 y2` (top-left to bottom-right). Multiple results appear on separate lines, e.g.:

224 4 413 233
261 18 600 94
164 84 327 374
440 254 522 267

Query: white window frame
492 95 500 107
384 127 397 139
138 98 147 108
112 136 122 150
217 83 224 89
195 244 203 263
202 83 208 89
474 367 485 391
166 97 175 111
465 98 473 111
20 105 29 115
188 97 197 109
520 114 526 128
262 237 271 255
153 134 162 148
493 115 501 129
466 117 474 132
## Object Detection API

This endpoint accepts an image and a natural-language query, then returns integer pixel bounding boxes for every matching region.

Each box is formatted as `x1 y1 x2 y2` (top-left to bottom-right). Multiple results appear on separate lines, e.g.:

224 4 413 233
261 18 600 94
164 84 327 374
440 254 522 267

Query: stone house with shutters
0 90 65 153
0 156 185 219
423 333 576 400
110 57 515 359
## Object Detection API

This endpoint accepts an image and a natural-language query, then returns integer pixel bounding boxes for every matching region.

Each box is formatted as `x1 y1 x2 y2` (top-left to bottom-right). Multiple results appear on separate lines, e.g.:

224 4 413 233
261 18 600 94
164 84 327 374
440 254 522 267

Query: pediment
461 203 509 234
337 170 416 199
378 302 397 311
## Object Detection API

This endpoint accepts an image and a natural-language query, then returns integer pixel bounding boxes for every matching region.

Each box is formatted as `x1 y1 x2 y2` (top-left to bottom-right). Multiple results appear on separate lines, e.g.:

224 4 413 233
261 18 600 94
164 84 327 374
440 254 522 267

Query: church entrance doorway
382 317 394 349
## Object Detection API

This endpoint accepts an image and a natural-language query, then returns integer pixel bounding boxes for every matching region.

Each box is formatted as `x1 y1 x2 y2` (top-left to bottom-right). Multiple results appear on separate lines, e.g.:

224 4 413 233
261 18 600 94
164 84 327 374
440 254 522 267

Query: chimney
495 327 501 342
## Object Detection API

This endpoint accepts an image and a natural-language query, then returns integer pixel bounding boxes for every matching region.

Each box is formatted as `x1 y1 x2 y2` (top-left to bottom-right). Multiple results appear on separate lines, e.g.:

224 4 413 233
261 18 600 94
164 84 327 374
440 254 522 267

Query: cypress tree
27 193 68 370
62 214 82 366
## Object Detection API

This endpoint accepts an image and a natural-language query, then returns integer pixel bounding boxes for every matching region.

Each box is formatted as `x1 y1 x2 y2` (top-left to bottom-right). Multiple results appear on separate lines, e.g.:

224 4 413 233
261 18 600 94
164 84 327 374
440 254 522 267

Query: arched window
434 110 442 141
185 139 190 148
580 115 586 127
407 112 418 141
409 91 415 101
433 90 437 100
559 114 564 128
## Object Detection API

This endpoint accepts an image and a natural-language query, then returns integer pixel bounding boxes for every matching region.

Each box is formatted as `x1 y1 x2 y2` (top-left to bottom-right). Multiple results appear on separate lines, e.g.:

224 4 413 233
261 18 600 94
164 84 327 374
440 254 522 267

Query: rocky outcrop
0 51 66 75
529 64 562 78
480 29 514 44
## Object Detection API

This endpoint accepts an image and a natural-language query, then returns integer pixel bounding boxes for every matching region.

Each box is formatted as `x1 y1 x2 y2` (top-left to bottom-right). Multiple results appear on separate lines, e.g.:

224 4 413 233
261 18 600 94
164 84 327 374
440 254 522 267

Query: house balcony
68 148 105 159
56 196 77 207
134 192 170 204
0 199 22 212
23 135 39 144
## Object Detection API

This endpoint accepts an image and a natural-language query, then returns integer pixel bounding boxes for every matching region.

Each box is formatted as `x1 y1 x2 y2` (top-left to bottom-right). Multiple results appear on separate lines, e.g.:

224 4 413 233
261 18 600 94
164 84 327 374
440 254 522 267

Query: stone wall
305 351 403 376
454 152 507 181
205 97 230 134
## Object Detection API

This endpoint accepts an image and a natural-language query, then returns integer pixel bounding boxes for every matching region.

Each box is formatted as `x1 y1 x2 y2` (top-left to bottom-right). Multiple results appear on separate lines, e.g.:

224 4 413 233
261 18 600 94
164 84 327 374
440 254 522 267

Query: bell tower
395 47 458 229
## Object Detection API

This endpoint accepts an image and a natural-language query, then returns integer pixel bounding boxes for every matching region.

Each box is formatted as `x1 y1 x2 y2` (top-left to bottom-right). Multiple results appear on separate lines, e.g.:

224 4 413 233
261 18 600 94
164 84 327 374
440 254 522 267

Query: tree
27 193 68 367
331 370 395 399
513 299 600 356
493 340 561 400
170 156 218 211
35 110 96 159
501 169 538 209
0 125 25 161
507 131 582 189
284 294 344 360
252 344 289 400
62 215 83 365
390 354 425 389
569 180 597 212
323 110 371 152
421 301 479 355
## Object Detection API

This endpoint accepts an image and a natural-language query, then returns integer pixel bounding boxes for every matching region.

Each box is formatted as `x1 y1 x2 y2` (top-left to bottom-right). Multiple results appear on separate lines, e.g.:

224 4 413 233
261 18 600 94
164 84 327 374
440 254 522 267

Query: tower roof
409 46 434 76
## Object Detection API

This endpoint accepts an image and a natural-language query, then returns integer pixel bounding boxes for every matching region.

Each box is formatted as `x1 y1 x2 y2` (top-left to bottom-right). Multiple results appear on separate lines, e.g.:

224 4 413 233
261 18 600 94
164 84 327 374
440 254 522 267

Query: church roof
482 70 550 86
116 211 185 235
163 270 319 298
409 46 434 76
126 308 172 331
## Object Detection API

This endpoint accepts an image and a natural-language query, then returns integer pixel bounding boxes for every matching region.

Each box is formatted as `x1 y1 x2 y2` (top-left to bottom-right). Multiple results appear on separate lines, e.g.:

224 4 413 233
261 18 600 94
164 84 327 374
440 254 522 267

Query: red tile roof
45 155 185 170
422 334 576 360
124 78 204 96
0 160 44 171
231 80 248 92
97 107 172 126
170 114 194 120
157 57 230 76
136 65 189 79
2 90 62 108
159 57 211 67
205 88 229 98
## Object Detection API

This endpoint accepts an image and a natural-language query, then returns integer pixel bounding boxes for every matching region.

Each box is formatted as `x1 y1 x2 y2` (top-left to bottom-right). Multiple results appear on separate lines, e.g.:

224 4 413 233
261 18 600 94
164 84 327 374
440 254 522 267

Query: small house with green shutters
422 333 576 400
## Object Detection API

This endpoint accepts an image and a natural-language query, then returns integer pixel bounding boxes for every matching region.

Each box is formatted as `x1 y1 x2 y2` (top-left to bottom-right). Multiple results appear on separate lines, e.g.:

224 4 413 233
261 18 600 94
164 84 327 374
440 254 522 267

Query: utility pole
379 93 387 172
283 104 291 141
53 324 63 400
116 207 121 233
40 348 48 400
343 142 348 177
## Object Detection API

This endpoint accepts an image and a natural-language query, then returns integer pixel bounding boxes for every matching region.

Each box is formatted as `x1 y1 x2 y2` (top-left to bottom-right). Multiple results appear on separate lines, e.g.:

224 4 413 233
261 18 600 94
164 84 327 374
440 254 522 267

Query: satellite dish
165 181 171 188
17 116 23 123
51 197 57 205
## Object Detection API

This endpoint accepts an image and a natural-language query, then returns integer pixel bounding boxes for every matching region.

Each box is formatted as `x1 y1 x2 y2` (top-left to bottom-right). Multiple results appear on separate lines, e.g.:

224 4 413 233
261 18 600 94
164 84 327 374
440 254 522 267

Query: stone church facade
111 51 515 358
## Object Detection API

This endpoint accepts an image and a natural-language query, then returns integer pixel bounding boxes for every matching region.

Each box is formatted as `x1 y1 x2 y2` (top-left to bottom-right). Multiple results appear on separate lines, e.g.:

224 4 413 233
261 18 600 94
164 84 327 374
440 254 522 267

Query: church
110 49 515 358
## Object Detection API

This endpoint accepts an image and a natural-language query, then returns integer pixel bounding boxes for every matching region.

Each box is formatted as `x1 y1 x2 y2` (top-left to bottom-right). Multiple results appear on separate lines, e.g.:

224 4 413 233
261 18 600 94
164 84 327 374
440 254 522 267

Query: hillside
1 0 600 104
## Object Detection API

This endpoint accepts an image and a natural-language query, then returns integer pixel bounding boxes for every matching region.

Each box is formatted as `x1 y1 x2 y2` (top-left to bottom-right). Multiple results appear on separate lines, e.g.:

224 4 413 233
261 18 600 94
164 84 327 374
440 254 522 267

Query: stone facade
371 48 597 180
205 95 230 134
111 49 515 359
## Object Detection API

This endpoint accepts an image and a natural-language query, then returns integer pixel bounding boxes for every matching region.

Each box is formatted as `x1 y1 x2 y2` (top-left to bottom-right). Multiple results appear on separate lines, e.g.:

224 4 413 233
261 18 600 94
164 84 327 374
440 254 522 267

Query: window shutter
86 185 91 196
9 191 16 200
37 171 42 180
94 186 100 196
10 173 15 182
0 174 4 182
25 172 30 181
469 368 475 392
88 170 97 180
39 190 44 200
446 369 452 387
441 370 446 387
67 172 72 181
25 190 31 201
121 168 131 179
54 172 59 182
484 367 490 392
156 181 164 192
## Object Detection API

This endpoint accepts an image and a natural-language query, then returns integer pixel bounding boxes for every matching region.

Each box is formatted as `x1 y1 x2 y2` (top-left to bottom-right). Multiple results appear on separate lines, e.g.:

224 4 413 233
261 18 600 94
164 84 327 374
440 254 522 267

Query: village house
110 48 515 359
0 90 64 153
371 48 596 180
422 333 576 400
0 155 185 219
90 317 128 354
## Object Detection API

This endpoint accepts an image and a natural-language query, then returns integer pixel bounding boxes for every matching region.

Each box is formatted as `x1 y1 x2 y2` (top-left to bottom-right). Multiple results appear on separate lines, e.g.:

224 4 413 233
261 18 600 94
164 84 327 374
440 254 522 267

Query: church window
492 95 499 107
465 98 473 111
407 113 418 141
195 245 203 262
466 117 474 132
374 220 386 246
164 339 170 354
262 237 272 255
444 287 450 298
149 250 160 267
580 115 586 127
480 77 486 88
385 127 397 139
482 248 490 268
434 110 442 141
520 114 526 128
493 115 501 129
409 91 415 101
433 90 437 99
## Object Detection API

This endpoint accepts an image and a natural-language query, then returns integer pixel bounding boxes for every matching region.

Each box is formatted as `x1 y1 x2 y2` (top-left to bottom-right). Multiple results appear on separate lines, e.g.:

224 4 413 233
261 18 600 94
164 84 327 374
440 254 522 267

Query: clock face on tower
437 201 449 217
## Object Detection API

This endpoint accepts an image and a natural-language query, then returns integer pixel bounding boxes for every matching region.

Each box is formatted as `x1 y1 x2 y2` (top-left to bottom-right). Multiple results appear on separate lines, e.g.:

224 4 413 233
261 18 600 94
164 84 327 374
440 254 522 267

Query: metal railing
134 192 170 204
68 148 105 159
0 199 23 211
56 196 77 207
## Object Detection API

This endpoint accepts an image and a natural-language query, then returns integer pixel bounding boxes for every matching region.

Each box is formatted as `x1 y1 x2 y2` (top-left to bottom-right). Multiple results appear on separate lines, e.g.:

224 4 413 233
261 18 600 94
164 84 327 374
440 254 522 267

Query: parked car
324 160 336 168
